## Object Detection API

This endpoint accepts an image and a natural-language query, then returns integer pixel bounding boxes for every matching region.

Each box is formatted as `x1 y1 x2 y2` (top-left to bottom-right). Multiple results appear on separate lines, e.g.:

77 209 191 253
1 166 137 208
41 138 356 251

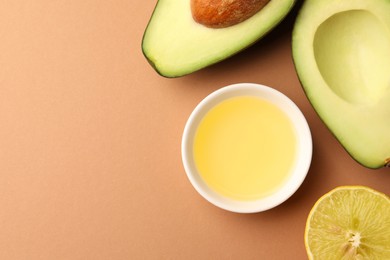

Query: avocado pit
191 0 271 28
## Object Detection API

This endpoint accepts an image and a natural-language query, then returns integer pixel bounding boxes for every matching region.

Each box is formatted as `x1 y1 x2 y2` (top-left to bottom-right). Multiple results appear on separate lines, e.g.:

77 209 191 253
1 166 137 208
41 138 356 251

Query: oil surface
193 96 297 200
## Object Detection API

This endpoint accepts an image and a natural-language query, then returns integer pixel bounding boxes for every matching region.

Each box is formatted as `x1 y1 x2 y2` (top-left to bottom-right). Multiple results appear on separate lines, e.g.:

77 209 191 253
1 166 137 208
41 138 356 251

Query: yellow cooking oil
193 96 297 201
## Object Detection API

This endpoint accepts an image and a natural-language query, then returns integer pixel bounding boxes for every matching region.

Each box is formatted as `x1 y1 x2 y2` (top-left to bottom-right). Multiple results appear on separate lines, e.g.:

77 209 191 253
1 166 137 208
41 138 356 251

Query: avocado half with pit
142 0 296 77
292 0 390 169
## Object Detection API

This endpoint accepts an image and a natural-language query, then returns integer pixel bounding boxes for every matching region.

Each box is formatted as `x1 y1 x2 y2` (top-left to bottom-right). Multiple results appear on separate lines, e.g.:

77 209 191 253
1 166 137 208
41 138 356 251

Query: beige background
0 1 389 259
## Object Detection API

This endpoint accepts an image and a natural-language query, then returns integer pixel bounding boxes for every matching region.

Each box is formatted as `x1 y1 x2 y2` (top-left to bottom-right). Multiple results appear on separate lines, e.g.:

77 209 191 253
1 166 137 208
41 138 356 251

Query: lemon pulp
305 186 390 259
193 96 297 201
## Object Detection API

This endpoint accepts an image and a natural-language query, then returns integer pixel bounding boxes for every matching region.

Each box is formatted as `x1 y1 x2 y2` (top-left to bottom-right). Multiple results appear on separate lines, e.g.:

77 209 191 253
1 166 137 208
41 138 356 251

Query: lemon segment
305 186 390 259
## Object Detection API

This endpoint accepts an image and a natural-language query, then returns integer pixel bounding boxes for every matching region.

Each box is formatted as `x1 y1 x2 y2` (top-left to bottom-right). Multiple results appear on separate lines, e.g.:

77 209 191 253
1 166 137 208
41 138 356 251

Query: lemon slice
305 186 390 259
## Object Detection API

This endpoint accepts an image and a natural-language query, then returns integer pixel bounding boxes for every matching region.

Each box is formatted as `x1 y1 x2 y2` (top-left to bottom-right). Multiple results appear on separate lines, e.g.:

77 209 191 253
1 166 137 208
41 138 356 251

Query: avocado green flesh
293 0 390 168
142 0 295 77
314 10 390 105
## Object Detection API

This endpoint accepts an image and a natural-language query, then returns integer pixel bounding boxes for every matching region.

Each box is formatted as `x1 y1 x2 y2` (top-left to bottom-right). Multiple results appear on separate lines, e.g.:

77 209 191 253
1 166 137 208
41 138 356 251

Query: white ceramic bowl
181 83 312 213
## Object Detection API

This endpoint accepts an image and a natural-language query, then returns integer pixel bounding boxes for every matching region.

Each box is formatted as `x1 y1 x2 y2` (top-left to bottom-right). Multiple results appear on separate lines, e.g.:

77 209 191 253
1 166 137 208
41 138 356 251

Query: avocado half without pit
292 0 390 169
142 0 296 77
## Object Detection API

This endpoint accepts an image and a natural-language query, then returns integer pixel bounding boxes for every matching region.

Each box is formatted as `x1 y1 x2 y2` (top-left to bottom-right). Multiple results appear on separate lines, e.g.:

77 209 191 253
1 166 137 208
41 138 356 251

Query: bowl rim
181 83 312 213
